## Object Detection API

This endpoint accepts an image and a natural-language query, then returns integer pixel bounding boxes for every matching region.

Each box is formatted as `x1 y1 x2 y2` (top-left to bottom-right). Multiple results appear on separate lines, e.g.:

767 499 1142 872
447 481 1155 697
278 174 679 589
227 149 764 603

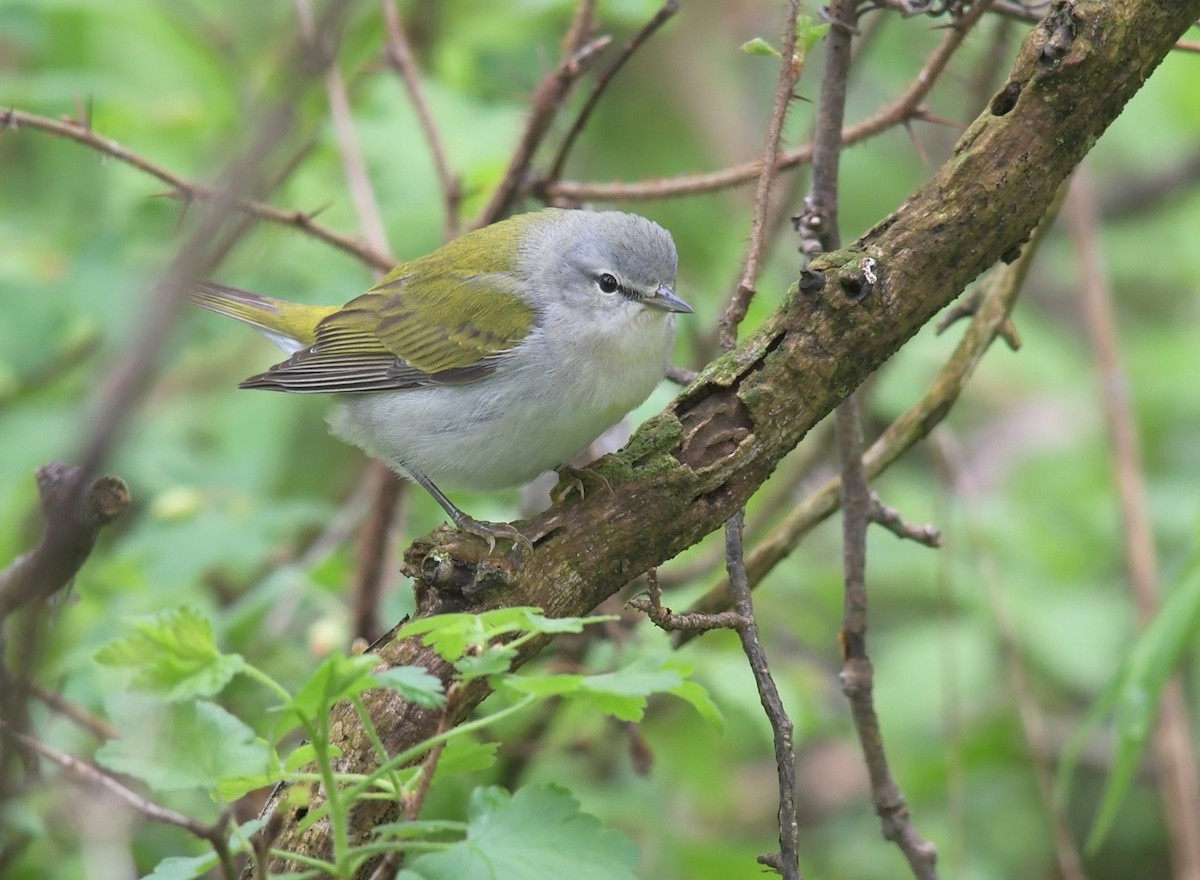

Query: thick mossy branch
254 1 1200 874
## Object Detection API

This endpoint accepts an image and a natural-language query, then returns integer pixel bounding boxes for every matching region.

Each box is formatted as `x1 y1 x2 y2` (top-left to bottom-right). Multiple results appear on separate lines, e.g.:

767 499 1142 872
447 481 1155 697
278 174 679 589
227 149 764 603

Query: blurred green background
2 1 1199 878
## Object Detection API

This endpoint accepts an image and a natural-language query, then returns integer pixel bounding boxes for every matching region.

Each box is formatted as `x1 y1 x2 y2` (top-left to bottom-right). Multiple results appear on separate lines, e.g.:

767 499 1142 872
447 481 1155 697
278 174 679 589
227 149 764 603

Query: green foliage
85 604 708 876
400 785 640 880
95 606 246 700
96 697 277 795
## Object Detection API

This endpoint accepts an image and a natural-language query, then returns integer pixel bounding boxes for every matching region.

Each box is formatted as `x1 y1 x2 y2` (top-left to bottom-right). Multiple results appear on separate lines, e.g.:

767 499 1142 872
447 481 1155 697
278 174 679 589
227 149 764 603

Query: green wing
239 270 536 394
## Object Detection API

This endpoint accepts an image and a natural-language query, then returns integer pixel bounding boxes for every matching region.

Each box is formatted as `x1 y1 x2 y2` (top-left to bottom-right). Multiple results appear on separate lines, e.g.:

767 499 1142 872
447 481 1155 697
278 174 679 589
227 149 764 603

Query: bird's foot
452 513 533 555
550 464 613 505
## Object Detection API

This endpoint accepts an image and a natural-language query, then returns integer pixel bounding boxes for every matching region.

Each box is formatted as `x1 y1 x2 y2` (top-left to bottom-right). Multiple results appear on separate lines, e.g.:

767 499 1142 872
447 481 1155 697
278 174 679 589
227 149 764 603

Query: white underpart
328 295 676 490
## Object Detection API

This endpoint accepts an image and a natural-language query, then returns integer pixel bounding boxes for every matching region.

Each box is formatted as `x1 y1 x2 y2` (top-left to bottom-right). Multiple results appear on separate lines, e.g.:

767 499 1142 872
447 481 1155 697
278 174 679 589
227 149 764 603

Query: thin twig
542 0 681 187
298 0 408 657
562 0 599 54
1067 167 1200 880
0 108 393 272
353 463 405 645
476 35 612 226
295 0 393 261
544 0 994 203
869 493 942 547
27 682 121 742
810 0 937 872
381 0 463 238
401 688 459 822
718 0 804 352
628 570 747 632
837 396 939 880
9 730 239 880
725 512 801 879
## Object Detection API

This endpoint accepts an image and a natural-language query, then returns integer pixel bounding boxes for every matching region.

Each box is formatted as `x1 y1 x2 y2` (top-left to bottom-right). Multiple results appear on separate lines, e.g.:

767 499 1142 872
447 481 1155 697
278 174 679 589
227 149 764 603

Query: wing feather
239 272 535 394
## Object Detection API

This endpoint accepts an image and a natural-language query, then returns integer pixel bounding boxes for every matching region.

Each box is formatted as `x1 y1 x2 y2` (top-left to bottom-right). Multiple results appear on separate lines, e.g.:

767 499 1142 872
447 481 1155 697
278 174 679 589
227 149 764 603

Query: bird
189 208 692 549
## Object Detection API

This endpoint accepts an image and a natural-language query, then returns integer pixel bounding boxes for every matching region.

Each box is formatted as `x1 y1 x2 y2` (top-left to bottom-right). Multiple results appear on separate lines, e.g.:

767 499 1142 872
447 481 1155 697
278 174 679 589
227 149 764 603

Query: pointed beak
643 283 694 314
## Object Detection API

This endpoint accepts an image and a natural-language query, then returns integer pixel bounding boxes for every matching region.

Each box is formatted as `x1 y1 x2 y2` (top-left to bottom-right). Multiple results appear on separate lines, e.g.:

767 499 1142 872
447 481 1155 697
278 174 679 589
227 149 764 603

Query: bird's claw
550 464 613 505
453 514 533 555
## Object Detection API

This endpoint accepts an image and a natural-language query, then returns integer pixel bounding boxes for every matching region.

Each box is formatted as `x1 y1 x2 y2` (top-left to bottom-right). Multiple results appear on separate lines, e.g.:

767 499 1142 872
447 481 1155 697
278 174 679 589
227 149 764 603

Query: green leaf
372 665 447 709
433 738 499 781
95 606 244 701
669 678 724 729
283 741 343 773
740 37 780 58
454 645 518 683
97 698 278 794
281 652 380 722
140 853 219 880
797 16 831 53
395 608 613 663
404 785 638 880
501 657 719 725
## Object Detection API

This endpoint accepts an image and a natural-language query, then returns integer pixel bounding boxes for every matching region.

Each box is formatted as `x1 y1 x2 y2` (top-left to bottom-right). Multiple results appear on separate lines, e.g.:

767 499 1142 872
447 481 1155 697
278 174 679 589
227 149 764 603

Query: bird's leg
403 465 533 554
550 463 613 505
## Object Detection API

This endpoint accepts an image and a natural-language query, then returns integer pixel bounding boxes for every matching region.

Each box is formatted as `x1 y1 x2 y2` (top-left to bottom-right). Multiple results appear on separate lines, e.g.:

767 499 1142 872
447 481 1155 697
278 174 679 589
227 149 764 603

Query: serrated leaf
404 785 638 880
372 665 447 709
97 698 278 794
95 606 244 701
501 658 711 723
433 738 499 781
395 609 613 663
281 652 379 722
797 16 830 53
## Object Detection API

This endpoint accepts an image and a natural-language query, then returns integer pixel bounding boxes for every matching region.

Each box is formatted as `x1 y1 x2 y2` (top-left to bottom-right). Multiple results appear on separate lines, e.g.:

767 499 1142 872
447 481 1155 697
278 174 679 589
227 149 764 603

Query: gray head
518 209 690 317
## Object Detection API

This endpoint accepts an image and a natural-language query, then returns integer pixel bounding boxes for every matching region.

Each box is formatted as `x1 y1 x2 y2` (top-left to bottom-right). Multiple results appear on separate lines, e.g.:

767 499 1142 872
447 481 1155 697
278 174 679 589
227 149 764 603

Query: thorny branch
476 33 612 226
0 109 394 272
542 0 681 188
543 0 994 203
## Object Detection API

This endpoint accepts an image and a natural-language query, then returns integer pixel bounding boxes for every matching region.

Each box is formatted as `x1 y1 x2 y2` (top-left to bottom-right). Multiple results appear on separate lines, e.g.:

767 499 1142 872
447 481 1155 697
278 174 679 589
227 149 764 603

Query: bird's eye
597 273 620 294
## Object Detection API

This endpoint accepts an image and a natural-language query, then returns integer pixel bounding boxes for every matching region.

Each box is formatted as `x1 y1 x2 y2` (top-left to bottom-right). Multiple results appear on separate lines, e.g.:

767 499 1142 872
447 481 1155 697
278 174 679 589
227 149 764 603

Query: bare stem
725 512 802 879
542 0 681 188
544 0 993 203
0 108 394 272
476 35 612 226
9 731 239 880
718 0 804 352
381 0 463 238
